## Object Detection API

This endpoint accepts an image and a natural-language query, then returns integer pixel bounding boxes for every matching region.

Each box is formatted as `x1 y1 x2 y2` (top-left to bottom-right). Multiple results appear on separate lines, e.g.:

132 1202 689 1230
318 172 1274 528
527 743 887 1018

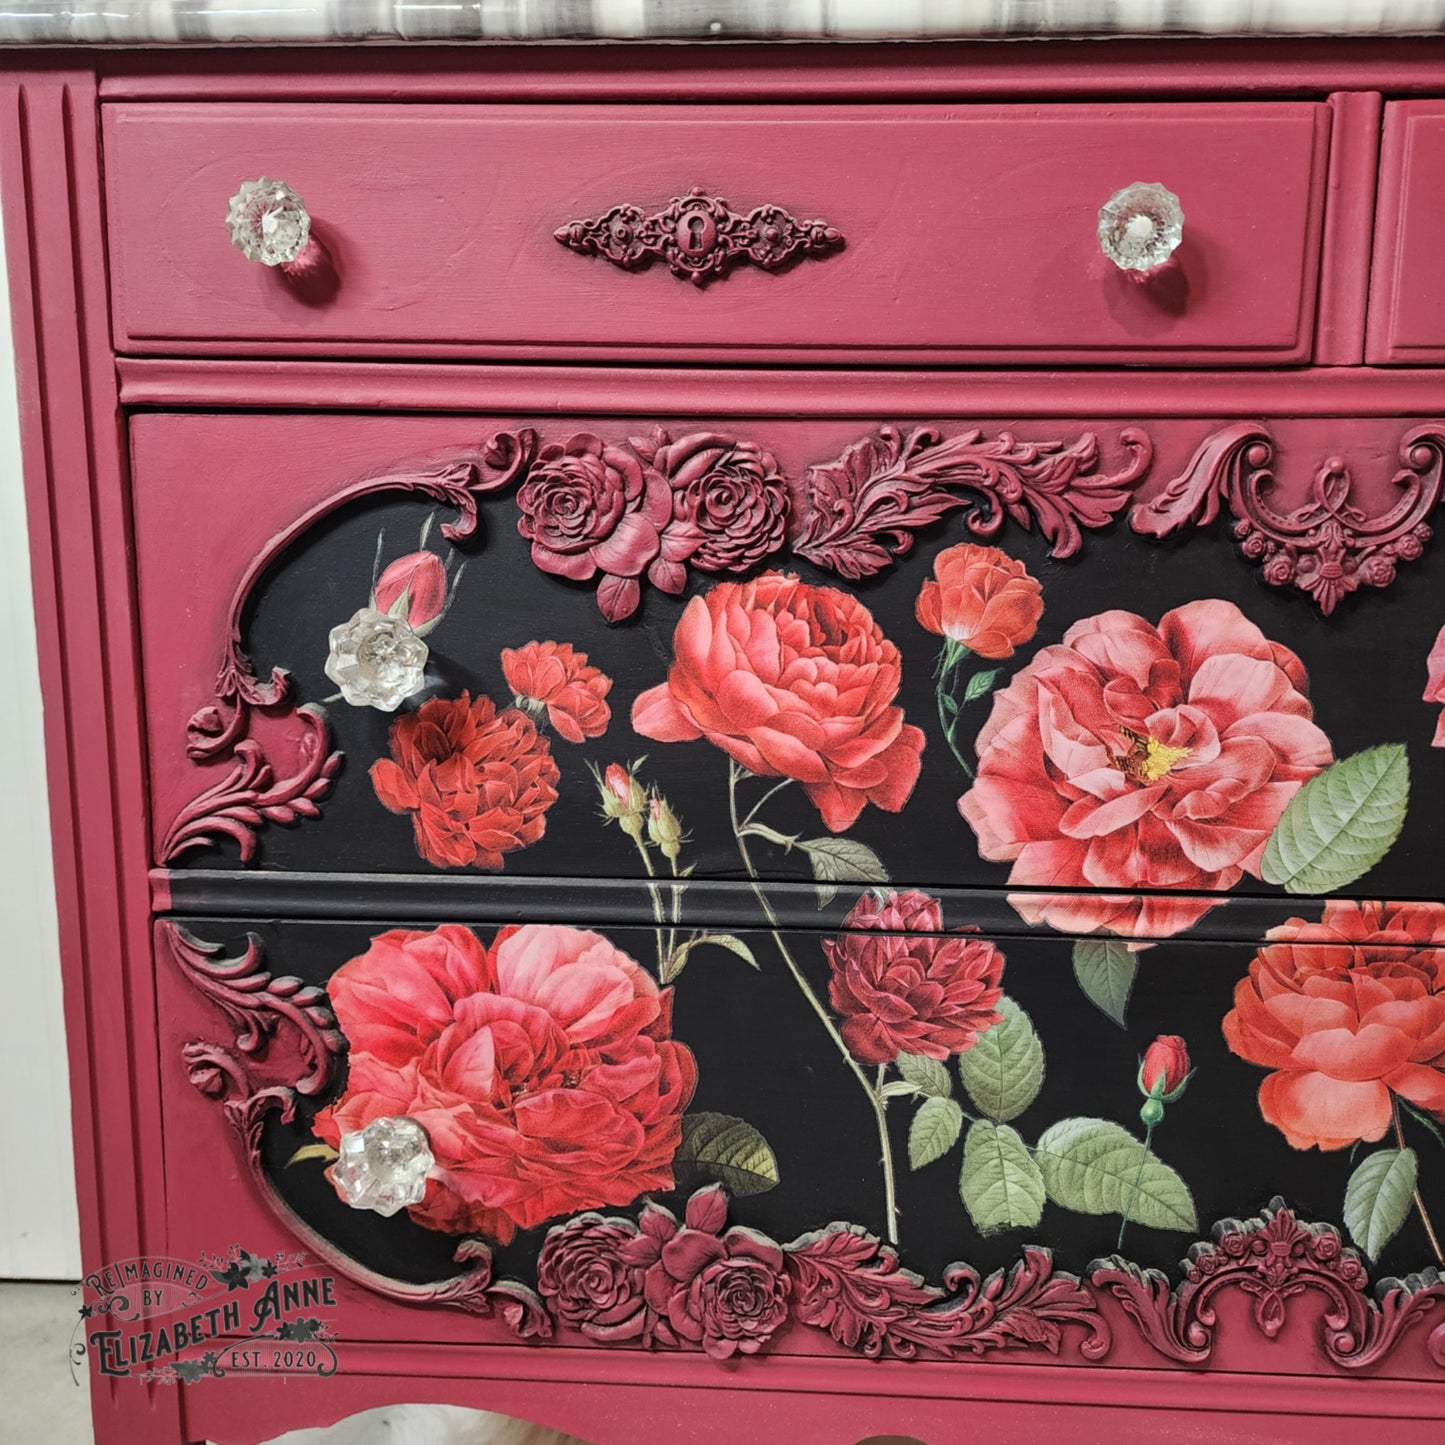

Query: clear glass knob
226 177 311 266
331 1116 434 1217
1098 182 1184 272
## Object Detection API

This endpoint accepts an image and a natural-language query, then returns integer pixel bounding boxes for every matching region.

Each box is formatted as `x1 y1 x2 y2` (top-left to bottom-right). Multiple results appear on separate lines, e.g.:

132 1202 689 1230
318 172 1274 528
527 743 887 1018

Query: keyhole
686 215 707 251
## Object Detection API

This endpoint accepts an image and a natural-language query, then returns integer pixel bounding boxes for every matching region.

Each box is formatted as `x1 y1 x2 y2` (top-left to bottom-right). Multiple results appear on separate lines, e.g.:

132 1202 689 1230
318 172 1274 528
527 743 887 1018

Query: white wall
0 196 82 1279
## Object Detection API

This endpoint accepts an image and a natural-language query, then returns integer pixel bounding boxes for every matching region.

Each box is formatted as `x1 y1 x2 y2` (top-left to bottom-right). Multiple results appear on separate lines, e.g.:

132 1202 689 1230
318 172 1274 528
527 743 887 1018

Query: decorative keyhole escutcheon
555 186 844 285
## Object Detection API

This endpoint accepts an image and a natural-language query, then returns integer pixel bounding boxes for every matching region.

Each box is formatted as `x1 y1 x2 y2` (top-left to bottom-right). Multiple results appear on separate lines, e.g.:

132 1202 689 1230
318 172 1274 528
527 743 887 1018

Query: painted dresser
7 14 1445 1445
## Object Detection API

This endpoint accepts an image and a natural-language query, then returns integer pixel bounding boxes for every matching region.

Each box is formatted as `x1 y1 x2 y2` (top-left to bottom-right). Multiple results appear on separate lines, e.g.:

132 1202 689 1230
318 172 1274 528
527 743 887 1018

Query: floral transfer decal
959 599 1335 940
1427 622 1445 747
311 923 697 1243
370 692 560 870
632 571 925 833
502 640 613 744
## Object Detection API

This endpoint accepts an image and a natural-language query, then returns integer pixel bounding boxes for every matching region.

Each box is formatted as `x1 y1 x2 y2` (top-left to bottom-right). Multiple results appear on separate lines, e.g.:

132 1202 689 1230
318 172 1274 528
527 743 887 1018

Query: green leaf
1344 1147 1418 1260
963 668 1001 702
1071 939 1139 1028
800 836 889 909
960 1121 1046 1235
908 1096 965 1170
661 931 760 982
896 1052 952 1099
956 996 1044 1123
1035 1117 1197 1231
941 693 960 715
1259 745 1410 895
286 1143 339 1168
675 1113 780 1196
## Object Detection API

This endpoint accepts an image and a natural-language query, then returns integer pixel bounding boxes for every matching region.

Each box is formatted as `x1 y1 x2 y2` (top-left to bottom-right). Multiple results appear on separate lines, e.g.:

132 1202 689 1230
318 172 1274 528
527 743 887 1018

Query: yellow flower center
1114 726 1193 785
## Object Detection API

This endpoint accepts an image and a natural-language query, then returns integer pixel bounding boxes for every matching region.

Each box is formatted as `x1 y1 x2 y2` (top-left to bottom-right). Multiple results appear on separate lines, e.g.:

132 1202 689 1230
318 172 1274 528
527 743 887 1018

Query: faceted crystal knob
226 177 311 266
1098 182 1184 272
332 1116 434 1217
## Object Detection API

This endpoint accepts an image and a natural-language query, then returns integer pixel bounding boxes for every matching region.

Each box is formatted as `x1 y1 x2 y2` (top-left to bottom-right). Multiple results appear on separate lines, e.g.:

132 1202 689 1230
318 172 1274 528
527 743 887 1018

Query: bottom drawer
124 896 1445 1440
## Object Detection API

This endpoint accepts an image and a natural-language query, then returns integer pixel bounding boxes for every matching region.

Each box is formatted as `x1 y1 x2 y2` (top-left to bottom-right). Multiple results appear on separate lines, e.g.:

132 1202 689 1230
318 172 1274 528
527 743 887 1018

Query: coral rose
501 640 612 744
915 543 1044 659
1222 901 1445 1151
824 890 1005 1065
313 923 697 1243
1426 622 1445 747
370 691 559 870
631 572 925 833
651 431 791 575
516 432 677 623
959 599 1333 940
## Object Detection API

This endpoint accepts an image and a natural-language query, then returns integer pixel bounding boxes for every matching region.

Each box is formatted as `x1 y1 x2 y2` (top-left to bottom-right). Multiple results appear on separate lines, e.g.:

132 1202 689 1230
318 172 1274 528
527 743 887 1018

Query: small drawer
103 100 1330 364
1368 101 1445 363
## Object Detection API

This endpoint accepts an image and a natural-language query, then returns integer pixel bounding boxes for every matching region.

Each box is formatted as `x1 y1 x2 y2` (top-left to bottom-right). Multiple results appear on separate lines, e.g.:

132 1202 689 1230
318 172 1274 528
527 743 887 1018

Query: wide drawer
103 101 1330 363
1368 101 1445 363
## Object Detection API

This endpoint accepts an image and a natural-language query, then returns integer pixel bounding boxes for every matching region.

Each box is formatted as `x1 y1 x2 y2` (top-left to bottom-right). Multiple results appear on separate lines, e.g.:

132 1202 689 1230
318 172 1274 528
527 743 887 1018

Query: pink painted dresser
8 27 1445 1445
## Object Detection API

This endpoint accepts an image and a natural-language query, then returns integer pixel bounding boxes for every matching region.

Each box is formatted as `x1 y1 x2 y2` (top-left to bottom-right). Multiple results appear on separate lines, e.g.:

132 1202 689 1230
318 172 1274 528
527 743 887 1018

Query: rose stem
935 640 975 780
627 831 670 976
1393 1101 1444 1266
728 761 901 1245
1117 1120 1156 1252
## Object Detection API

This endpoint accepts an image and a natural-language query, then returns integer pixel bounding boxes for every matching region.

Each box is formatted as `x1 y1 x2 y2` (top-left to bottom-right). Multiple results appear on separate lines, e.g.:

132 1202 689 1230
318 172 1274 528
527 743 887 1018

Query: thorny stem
742 779 794 829
1394 1100 1444 1266
1117 1119 1156 1252
628 830 669 975
935 640 976 780
728 761 901 1245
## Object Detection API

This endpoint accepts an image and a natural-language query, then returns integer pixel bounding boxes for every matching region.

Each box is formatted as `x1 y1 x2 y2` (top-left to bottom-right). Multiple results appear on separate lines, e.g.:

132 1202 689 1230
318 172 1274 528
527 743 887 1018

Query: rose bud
596 763 648 839
646 794 684 864
373 551 448 635
1137 1035 1192 1123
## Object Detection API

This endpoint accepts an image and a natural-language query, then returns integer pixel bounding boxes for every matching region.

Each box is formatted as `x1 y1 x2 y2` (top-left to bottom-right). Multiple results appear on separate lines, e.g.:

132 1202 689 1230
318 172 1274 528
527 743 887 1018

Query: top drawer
102 101 1330 364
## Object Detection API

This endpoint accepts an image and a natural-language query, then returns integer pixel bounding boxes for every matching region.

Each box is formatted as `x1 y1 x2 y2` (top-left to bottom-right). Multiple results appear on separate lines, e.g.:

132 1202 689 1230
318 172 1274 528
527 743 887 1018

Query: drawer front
1368 101 1445 363
136 408 1445 925
155 905 1445 1389
104 101 1330 363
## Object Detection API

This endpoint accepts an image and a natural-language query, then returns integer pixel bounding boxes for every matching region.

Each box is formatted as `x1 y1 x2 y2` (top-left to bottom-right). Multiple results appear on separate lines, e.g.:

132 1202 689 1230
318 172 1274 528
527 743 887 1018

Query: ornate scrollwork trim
1091 1196 1445 1370
1130 422 1445 613
554 187 843 285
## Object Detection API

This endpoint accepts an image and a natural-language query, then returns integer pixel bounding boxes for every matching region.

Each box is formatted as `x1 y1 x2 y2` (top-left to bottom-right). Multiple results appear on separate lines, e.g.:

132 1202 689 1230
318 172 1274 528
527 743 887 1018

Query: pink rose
372 550 448 633
959 599 1333 940
516 432 675 622
651 431 791 575
1426 622 1445 747
825 890 1005 1065
312 923 697 1244
632 573 925 833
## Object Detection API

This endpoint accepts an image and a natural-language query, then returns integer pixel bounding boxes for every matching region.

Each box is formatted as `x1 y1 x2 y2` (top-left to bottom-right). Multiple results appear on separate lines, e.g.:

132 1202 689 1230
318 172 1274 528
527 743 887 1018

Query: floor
0 1281 592 1445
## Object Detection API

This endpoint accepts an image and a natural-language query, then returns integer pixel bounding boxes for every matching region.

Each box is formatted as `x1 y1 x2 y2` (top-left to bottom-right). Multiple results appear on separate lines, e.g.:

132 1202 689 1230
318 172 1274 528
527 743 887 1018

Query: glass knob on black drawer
332 1116 434 1217
225 177 311 266
1097 181 1184 271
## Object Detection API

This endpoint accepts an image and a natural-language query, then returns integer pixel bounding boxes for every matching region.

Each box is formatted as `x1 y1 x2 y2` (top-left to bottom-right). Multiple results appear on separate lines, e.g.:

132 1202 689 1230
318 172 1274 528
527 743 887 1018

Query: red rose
536 1213 649 1342
1140 1035 1191 1097
1222 901 1445 1151
370 692 559 870
632 573 925 833
313 924 697 1243
959 599 1333 939
915 543 1044 660
652 431 791 575
372 550 448 633
824 890 1005 1065
515 432 675 623
1426 622 1445 747
500 640 612 744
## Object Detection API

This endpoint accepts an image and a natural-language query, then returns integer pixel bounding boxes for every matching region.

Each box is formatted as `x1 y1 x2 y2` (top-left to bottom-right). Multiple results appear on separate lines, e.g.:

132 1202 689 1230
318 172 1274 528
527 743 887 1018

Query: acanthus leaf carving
788 424 1153 580
554 187 843 286
1091 1196 1445 1370
1130 422 1445 613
